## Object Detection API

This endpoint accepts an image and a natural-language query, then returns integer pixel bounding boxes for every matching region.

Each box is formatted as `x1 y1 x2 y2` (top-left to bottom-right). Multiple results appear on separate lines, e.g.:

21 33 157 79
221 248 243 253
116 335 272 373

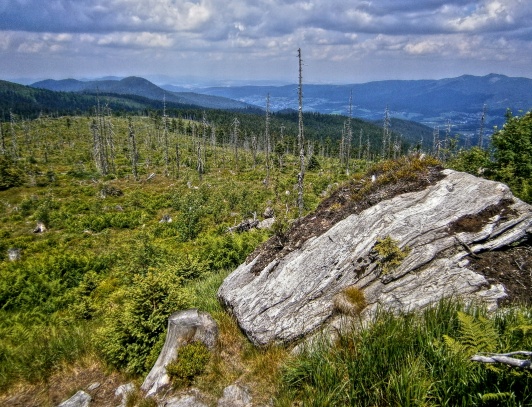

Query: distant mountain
196 74 532 137
0 79 217 118
31 76 258 112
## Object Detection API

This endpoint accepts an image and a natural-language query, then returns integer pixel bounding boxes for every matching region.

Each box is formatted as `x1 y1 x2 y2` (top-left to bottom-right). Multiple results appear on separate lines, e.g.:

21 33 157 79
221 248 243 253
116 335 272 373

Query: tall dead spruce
297 48 305 217
128 117 139 181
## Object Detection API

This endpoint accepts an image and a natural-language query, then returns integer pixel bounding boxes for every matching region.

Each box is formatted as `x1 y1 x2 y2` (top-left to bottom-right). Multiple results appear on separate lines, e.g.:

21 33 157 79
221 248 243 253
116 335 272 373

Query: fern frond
512 325 532 337
480 391 514 403
443 334 468 355
456 311 498 355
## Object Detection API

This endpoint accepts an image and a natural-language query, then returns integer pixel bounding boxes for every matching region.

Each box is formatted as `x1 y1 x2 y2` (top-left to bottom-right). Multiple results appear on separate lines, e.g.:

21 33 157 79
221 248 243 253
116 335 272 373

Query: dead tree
9 111 18 159
382 106 391 159
339 122 345 166
91 99 115 175
210 125 217 165
128 117 139 181
232 117 240 169
175 143 180 179
251 134 258 168
358 128 363 160
478 104 487 149
432 126 440 159
265 93 271 185
297 48 305 218
196 141 204 181
0 120 5 155
346 91 353 174
163 94 170 176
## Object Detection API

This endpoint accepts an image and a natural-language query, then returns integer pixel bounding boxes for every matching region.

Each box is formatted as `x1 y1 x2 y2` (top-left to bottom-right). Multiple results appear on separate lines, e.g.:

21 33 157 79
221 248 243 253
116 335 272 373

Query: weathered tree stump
141 309 218 397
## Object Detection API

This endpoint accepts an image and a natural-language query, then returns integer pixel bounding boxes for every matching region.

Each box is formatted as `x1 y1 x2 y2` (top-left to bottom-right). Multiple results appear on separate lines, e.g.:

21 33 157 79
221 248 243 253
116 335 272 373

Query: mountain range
31 76 258 112
189 74 532 136
2 73 530 148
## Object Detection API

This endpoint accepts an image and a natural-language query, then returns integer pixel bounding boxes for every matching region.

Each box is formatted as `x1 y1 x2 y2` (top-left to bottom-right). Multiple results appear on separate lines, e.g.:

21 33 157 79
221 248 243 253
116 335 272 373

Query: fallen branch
471 351 532 369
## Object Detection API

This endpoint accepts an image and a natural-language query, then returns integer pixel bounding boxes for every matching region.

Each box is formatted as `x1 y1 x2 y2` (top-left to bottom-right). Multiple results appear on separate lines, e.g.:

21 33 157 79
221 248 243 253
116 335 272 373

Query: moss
373 235 411 274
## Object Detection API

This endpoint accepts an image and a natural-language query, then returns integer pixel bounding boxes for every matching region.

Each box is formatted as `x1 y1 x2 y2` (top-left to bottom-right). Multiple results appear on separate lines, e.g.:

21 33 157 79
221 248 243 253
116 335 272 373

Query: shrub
306 155 321 171
166 341 211 388
0 156 25 190
97 270 191 375
372 235 411 274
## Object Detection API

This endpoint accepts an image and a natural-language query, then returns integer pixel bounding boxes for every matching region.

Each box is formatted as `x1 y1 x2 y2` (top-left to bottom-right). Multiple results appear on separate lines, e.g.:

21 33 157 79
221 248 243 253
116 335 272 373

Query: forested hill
0 79 206 117
1 78 435 153
31 76 257 111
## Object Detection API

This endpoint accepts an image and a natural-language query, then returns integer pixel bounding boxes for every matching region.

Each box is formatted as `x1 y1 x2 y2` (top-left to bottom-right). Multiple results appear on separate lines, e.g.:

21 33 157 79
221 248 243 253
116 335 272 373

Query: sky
0 0 531 85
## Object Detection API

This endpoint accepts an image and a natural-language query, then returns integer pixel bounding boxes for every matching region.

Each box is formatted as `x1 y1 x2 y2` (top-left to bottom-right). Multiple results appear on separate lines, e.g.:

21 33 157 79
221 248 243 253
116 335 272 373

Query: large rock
218 170 532 346
141 309 218 397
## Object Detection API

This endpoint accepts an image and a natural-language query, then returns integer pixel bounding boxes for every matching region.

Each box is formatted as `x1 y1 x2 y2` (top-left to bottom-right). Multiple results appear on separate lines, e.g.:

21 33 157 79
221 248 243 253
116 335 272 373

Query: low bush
166 341 211 388
97 269 191 375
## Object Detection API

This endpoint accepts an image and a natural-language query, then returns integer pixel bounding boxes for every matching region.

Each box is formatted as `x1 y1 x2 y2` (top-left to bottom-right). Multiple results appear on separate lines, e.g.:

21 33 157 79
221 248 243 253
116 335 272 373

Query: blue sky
0 0 531 85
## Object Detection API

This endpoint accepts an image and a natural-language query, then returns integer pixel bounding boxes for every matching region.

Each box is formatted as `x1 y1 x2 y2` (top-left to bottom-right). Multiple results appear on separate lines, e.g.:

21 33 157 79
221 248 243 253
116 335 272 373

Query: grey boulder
218 170 532 346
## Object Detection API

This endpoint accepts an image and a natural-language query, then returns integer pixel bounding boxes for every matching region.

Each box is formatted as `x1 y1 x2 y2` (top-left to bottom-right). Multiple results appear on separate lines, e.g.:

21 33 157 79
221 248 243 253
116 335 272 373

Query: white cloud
0 0 531 82
95 32 174 48
448 0 524 32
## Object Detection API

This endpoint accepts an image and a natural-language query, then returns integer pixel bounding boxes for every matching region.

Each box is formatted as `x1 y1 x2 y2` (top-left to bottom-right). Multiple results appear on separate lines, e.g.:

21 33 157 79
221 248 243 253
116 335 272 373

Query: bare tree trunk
0 120 5 155
433 126 440 159
472 351 532 369
9 111 18 159
251 134 258 168
210 125 216 166
478 104 487 149
232 117 240 170
297 48 305 218
339 122 345 166
175 143 180 179
197 141 204 181
346 90 353 175
265 93 271 185
358 129 363 160
128 117 139 181
163 95 169 176
382 105 390 159
104 106 116 174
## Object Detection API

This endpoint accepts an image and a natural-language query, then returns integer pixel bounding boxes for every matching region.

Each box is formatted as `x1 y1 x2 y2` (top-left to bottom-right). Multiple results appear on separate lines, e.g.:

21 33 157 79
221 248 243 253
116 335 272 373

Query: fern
480 391 514 403
444 311 498 357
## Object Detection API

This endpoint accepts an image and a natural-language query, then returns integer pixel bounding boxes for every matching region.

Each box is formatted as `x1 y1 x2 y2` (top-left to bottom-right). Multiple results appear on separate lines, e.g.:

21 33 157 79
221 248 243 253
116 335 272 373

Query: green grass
276 300 532 407
0 114 348 393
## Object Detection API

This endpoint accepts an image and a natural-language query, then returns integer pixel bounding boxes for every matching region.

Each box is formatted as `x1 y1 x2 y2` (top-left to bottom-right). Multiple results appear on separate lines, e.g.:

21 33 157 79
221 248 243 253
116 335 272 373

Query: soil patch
248 157 445 274
0 362 128 407
447 199 516 234
469 243 532 305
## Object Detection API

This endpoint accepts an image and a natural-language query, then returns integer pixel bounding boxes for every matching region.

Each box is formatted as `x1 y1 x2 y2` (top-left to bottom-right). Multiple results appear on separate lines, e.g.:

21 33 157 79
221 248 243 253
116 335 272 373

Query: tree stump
141 309 218 397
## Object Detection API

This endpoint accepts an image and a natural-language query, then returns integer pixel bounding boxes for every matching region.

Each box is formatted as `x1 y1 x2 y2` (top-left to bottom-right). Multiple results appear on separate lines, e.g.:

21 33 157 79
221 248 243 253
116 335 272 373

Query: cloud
0 0 531 82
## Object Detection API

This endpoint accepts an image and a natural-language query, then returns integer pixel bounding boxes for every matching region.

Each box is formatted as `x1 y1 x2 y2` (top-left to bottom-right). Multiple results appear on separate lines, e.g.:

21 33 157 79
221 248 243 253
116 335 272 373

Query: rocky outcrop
141 309 218 397
218 169 532 346
57 391 91 407
217 384 252 407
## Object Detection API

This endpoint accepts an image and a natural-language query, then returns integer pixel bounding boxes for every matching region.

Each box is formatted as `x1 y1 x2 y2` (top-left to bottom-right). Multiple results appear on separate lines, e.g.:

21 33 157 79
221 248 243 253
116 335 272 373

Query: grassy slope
1 114 531 406
0 114 350 405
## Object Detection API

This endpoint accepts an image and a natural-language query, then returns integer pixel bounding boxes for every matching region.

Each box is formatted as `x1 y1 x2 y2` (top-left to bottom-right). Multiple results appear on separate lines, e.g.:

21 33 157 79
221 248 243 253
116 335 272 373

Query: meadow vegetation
0 107 531 406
